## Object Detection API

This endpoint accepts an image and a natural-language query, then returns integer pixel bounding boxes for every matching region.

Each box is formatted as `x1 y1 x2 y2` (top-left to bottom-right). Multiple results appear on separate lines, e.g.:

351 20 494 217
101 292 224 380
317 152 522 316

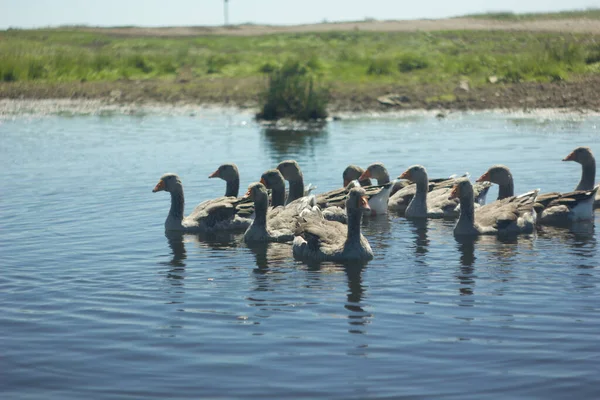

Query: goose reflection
362 214 392 251
162 231 187 281
261 127 328 162
343 262 371 335
454 236 477 299
539 221 596 269
247 242 293 292
408 219 430 263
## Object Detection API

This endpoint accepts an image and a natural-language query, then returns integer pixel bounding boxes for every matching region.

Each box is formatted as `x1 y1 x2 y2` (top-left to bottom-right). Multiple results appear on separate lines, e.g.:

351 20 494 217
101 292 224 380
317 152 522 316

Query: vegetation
257 60 329 121
1 24 599 115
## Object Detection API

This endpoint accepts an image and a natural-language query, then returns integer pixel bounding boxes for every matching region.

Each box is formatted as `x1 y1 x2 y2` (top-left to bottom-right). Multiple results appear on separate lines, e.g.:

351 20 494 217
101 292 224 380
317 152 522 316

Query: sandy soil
78 18 600 36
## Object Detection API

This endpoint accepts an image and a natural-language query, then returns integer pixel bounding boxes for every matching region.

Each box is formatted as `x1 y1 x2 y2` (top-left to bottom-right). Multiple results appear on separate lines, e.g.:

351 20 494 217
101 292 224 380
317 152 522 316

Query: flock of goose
153 146 599 263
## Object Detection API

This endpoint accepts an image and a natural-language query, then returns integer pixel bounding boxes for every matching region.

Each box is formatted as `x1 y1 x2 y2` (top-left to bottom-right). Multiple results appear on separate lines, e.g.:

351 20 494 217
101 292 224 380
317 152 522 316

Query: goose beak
208 169 220 178
562 151 576 161
448 185 459 200
399 170 411 180
476 171 490 182
152 180 165 193
358 170 371 181
243 188 252 199
359 196 370 211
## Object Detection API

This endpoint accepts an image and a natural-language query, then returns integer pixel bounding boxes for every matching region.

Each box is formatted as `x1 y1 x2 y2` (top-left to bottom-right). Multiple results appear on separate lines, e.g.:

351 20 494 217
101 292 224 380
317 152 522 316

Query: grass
1 27 599 102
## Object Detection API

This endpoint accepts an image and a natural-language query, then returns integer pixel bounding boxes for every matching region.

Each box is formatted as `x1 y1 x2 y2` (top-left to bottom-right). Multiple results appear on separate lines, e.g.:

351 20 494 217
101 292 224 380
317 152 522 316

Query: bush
397 53 429 72
256 60 329 121
543 40 585 65
366 57 395 75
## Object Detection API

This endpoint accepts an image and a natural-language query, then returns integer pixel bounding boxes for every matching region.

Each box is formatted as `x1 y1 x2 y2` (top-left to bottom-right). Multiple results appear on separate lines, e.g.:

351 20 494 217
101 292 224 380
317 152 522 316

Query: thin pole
224 0 229 26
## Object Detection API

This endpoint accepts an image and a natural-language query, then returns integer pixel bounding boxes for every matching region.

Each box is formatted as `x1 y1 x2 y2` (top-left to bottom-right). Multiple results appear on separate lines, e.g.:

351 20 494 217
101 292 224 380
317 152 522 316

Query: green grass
1 28 599 89
461 8 600 21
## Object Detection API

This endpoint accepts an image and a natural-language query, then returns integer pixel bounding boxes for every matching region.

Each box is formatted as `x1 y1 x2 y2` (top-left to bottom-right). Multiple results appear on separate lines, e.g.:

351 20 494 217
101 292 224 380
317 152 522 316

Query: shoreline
2 74 600 117
1 98 599 119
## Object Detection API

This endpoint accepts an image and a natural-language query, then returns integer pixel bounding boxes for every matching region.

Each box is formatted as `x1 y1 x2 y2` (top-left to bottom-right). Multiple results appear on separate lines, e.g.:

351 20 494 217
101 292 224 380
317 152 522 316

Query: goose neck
225 178 240 197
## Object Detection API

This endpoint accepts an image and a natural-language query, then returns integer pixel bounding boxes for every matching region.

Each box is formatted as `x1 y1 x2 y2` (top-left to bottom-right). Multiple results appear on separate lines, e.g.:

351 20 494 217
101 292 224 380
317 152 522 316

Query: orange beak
562 151 576 161
399 170 411 180
243 188 252 199
358 170 371 182
476 171 490 183
359 196 370 211
152 180 165 193
208 169 220 178
448 185 459 200
260 177 267 186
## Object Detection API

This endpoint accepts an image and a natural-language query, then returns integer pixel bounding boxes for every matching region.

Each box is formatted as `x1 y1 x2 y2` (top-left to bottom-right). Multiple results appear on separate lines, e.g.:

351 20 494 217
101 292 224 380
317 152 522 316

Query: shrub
206 54 230 74
585 45 600 64
127 54 153 73
543 40 585 65
397 53 429 72
27 59 47 80
257 60 329 121
367 57 395 75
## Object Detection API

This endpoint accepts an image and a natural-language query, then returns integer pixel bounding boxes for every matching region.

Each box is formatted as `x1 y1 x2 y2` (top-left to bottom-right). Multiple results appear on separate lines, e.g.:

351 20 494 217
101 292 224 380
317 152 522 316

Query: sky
0 0 598 29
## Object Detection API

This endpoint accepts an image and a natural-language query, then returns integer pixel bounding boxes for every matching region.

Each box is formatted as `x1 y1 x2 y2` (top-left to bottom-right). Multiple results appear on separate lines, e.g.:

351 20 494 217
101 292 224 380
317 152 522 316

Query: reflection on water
343 263 371 335
261 127 328 162
455 236 476 298
162 231 187 283
408 219 429 261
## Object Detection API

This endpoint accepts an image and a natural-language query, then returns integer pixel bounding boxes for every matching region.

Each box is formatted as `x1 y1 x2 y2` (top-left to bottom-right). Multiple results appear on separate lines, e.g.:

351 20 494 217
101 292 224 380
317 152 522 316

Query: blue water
1 109 599 399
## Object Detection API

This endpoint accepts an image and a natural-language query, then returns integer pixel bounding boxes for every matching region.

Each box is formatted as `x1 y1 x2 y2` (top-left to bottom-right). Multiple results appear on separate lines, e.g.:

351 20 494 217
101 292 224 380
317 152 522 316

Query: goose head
260 169 286 192
399 165 428 185
448 178 473 201
476 164 512 186
244 182 269 203
152 173 182 193
277 160 303 181
562 146 595 165
343 165 367 187
359 162 389 183
208 163 239 182
347 187 370 212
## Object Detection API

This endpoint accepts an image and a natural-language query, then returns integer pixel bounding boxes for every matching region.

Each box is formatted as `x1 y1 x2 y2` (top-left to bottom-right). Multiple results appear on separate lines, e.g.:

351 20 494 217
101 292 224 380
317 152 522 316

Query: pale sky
0 0 598 29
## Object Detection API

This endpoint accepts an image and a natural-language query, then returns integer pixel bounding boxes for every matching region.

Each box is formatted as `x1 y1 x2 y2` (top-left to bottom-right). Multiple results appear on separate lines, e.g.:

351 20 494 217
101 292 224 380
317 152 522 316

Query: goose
535 186 598 225
276 160 317 205
243 182 321 243
260 169 287 207
358 162 408 196
398 165 467 218
292 187 374 262
450 178 538 236
316 179 396 216
397 165 491 218
152 173 251 233
476 161 597 225
365 162 490 214
562 146 599 208
343 164 372 187
208 163 240 197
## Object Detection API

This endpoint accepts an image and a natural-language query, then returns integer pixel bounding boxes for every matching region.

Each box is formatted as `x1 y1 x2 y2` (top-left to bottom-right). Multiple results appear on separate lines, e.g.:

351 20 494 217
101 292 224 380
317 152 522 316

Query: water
1 109 599 399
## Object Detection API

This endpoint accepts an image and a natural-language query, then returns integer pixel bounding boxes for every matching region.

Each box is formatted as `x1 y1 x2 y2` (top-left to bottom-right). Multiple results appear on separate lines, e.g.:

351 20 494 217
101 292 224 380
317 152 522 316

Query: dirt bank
2 74 600 114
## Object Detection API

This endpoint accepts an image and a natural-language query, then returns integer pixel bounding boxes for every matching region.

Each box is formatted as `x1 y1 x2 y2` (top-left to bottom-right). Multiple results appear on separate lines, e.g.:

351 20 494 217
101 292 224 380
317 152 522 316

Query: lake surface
1 108 599 399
